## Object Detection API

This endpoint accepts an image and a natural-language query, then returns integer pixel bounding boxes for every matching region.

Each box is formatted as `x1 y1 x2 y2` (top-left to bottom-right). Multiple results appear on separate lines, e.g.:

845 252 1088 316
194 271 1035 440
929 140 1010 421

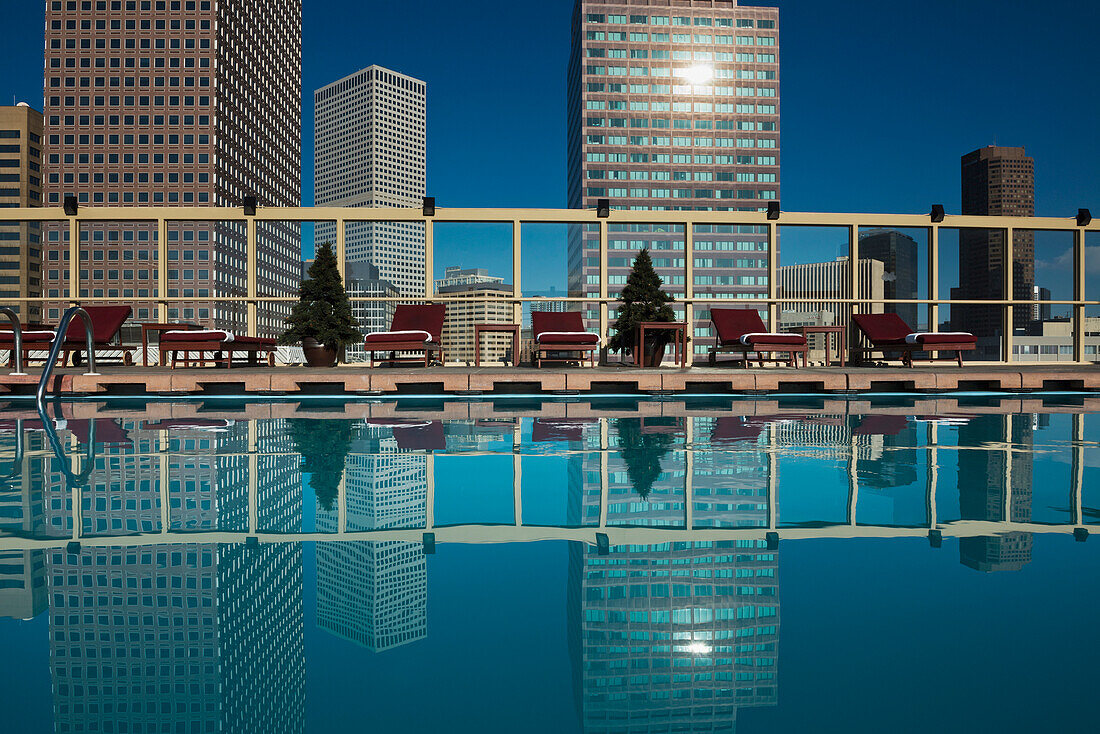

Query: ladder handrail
0 308 26 376
36 306 98 405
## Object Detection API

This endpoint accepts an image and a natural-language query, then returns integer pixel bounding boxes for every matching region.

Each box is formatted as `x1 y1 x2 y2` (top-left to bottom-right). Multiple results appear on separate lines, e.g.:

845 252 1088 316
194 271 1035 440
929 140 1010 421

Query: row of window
586 187 777 201
587 119 777 131
587 171 777 183
586 153 777 166
49 114 209 128
48 94 212 108
585 14 776 30
586 67 778 80
49 1 212 11
586 83 776 98
585 37 776 49
586 135 778 149
48 75 212 88
586 101 776 114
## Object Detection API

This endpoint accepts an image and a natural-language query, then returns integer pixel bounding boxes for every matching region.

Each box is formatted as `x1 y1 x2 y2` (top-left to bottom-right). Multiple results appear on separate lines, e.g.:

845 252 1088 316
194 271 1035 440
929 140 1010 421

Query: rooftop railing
0 205 1097 363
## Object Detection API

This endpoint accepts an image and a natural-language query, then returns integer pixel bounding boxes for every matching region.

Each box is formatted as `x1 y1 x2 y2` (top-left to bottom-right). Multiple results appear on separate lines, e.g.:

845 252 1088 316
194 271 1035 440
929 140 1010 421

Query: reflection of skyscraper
958 415 1034 572
0 431 47 620
859 229 920 329
568 417 779 732
316 426 428 652
44 419 305 732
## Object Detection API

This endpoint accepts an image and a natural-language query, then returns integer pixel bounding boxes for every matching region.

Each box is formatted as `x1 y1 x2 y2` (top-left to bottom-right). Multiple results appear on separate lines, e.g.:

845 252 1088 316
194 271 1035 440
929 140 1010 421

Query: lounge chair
0 305 134 367
532 418 597 442
852 313 976 368
363 304 446 367
159 329 277 368
708 308 807 367
532 311 599 368
364 419 447 450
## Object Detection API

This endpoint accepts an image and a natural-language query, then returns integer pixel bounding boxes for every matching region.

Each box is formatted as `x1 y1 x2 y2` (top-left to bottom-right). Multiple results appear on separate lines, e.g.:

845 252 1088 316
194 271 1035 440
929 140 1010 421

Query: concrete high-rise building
568 1 780 360
858 228 920 329
952 146 1036 358
344 261 399 361
0 104 44 321
314 66 427 297
778 257 885 325
434 267 512 364
42 0 304 335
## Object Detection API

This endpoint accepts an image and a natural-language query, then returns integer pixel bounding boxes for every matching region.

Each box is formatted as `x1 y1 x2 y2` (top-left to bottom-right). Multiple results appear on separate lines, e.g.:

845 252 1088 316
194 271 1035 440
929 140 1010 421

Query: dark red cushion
364 331 433 346
64 305 132 344
743 333 806 347
0 330 57 343
915 333 976 346
231 336 276 347
710 308 767 345
390 304 445 343
161 330 232 343
532 311 585 339
853 313 911 345
537 332 599 346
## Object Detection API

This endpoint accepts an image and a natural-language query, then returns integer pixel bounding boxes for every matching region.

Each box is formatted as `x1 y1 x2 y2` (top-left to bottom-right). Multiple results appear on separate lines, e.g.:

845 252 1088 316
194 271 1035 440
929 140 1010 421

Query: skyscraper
42 0 304 335
568 1 780 359
314 66 427 300
952 146 1036 357
858 228 920 329
0 104 44 322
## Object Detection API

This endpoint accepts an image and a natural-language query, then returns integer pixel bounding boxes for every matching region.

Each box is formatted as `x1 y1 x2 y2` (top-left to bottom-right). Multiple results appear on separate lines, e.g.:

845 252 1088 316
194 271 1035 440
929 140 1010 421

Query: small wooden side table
474 323 521 367
140 323 199 367
791 325 847 367
635 321 690 368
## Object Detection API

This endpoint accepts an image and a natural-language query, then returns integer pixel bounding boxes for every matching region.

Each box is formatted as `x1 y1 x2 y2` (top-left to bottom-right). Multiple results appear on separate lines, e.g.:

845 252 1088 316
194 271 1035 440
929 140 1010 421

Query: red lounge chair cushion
536 332 600 346
739 332 806 347
852 313 911 346
0 330 57 343
162 330 234 343
364 330 433 346
63 305 132 344
907 332 977 347
231 336 277 347
390 304 446 344
710 308 769 345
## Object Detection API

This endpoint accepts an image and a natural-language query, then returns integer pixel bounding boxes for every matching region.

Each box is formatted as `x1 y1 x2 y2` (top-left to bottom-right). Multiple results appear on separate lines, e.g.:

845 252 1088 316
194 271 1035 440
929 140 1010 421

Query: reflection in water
0 398 1093 731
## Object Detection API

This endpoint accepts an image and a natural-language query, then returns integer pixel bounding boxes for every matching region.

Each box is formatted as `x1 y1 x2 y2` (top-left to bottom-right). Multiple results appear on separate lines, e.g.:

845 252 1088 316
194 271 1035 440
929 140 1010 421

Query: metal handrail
36 306 98 405
37 400 95 489
0 308 26 376
0 419 24 482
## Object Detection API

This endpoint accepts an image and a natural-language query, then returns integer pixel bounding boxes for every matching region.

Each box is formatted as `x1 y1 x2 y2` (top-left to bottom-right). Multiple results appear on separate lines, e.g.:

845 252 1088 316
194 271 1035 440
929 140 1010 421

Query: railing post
1002 413 1014 522
684 417 694 530
246 216 257 337
599 219 609 360
248 419 258 534
1074 226 1086 363
335 217 346 282
927 422 939 529
424 218 434 300
1072 414 1084 526
1003 227 1014 363
849 224 860 319
157 218 169 323
599 419 609 528
68 217 80 306
928 225 940 332
512 220 522 327
684 220 694 360
767 221 778 331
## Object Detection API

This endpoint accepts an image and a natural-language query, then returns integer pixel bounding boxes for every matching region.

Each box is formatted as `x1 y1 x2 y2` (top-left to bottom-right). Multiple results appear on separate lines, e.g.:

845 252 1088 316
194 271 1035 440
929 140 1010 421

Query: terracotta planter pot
302 338 338 368
642 340 668 368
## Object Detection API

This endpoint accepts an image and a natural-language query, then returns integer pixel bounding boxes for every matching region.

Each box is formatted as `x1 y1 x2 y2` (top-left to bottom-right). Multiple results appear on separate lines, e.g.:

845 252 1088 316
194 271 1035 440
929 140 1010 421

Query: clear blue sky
1 0 1097 292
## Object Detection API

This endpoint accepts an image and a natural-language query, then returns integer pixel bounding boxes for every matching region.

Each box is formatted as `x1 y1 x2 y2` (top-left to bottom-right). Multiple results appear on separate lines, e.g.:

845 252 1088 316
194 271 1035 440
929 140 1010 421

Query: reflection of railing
0 205 1096 362
0 410 1090 552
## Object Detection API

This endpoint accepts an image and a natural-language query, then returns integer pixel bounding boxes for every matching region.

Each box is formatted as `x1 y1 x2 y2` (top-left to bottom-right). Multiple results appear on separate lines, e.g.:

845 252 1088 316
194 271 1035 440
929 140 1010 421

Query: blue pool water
0 396 1097 732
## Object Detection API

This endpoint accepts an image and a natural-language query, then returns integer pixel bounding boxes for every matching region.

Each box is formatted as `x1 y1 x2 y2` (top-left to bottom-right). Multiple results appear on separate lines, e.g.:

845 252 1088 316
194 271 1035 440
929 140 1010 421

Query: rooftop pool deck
9 363 1100 397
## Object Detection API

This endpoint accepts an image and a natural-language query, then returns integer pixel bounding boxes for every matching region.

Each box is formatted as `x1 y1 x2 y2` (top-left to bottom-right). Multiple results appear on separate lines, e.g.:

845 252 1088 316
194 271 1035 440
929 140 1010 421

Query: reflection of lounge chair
852 414 910 437
67 418 133 448
532 418 596 442
532 312 599 368
365 419 447 450
710 416 768 443
160 329 277 368
363 304 446 367
709 308 807 367
852 313 976 368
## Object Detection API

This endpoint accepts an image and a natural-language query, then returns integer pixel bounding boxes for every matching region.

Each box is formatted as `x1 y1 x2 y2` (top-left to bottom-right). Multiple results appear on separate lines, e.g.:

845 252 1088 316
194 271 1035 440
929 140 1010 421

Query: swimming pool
0 396 1097 732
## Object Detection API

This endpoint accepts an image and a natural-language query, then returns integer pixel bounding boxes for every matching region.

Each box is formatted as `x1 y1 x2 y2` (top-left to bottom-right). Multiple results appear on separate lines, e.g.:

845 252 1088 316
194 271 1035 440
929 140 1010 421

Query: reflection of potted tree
288 419 357 512
279 242 360 368
608 249 679 367
615 417 675 500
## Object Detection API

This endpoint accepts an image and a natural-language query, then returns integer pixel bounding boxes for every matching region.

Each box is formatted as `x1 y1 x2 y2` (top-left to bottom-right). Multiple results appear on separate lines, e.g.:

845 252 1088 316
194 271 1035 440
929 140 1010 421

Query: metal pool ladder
35 306 99 406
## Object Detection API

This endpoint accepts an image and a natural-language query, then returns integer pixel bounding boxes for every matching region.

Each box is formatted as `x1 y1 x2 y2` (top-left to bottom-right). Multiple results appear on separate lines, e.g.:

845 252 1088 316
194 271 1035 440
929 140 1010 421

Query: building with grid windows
0 104 44 322
567 0 780 359
314 66 427 301
41 0 303 336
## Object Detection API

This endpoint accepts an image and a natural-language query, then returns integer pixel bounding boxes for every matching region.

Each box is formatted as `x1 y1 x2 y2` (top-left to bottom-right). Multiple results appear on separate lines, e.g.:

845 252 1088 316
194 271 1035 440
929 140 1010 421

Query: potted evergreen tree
288 418 358 512
279 242 361 368
608 249 679 367
615 417 676 501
